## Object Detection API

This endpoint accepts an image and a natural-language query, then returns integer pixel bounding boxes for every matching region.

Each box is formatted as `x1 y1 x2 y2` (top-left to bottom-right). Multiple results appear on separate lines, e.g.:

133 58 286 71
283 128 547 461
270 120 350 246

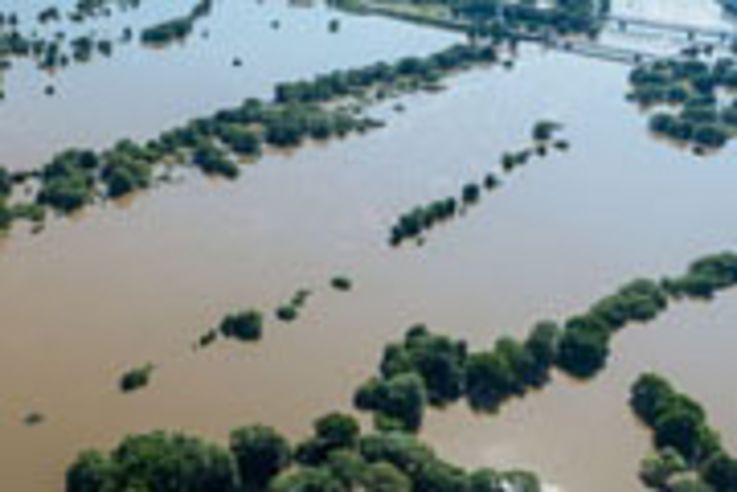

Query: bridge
547 38 660 65
604 14 737 44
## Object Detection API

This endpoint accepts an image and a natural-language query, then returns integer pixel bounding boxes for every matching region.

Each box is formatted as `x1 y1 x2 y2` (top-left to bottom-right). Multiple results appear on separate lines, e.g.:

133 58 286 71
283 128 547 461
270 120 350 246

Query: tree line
353 251 737 432
67 411 542 491
631 373 737 491
388 120 568 247
0 42 500 235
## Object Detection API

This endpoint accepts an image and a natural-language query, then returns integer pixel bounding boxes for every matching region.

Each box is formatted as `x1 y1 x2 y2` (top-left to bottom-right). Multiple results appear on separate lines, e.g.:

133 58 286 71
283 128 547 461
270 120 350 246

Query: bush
462 182 481 205
532 120 562 141
119 363 154 393
219 310 263 341
331 276 353 291
276 305 298 322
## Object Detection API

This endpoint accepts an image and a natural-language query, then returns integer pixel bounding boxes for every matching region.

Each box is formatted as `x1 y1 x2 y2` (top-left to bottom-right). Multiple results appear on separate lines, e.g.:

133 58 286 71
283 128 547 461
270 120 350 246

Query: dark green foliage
315 413 361 450
379 326 467 405
662 252 737 299
198 329 218 348
639 448 687 489
630 373 730 489
37 174 92 212
555 316 610 378
670 478 715 492
36 149 98 212
0 165 11 197
465 350 520 411
483 173 499 190
119 363 154 393
295 413 361 466
270 467 344 491
461 182 481 205
101 143 152 198
140 0 212 45
12 203 46 223
331 276 353 291
702 453 737 491
230 425 291 489
631 372 678 427
68 431 236 492
217 124 261 156
589 278 668 330
0 202 13 230
388 118 567 246
523 320 561 386
66 450 116 492
390 197 457 245
67 420 539 492
193 141 239 179
276 304 299 322
354 373 427 432
360 461 412 491
1 43 504 225
629 57 737 151
219 310 263 342
355 252 737 438
468 468 505 492
532 120 562 141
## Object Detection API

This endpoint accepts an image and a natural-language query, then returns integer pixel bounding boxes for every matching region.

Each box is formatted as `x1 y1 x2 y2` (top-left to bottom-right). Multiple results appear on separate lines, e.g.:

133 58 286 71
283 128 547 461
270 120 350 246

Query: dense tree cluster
354 322 561 427
355 252 737 430
628 57 737 151
389 122 568 246
630 373 737 491
67 413 542 492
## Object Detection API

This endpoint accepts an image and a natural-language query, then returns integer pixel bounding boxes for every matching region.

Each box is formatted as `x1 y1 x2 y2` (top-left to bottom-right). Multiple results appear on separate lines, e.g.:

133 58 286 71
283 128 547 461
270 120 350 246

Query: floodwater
0 0 457 168
1 1 737 492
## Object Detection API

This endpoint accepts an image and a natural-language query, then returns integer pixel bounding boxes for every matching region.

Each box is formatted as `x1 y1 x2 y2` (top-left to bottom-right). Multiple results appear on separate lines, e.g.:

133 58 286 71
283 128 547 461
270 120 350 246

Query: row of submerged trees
631 373 737 491
118 275 352 395
388 120 568 247
628 56 737 152
353 251 737 432
0 42 500 234
67 412 542 492
140 0 213 45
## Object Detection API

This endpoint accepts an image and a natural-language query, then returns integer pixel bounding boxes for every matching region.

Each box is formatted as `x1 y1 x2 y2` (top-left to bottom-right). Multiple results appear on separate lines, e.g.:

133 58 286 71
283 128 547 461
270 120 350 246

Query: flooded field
1 1 737 491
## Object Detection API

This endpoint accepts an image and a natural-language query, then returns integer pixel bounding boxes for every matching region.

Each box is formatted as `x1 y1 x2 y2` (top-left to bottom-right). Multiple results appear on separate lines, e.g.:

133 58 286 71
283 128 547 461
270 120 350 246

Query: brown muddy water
1 1 737 491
